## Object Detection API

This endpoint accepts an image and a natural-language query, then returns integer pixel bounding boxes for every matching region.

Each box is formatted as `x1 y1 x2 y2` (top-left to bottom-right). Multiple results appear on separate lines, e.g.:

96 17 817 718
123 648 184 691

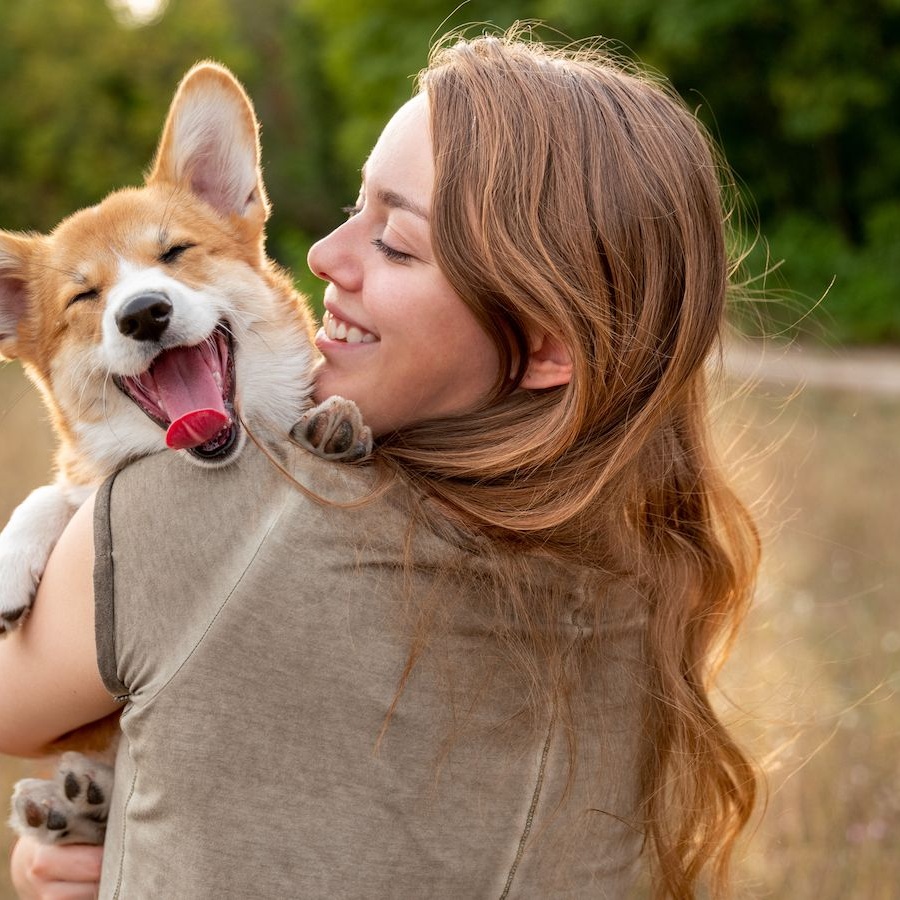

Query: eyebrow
376 188 430 221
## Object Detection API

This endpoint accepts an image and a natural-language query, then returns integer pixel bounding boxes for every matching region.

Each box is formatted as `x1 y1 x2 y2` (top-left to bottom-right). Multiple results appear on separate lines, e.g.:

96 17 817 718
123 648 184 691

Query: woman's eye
67 288 99 308
371 238 412 263
159 243 195 264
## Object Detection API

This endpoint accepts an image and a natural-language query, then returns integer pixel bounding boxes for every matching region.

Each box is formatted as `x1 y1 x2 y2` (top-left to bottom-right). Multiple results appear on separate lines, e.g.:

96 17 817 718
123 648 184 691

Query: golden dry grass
0 359 897 898
717 381 900 898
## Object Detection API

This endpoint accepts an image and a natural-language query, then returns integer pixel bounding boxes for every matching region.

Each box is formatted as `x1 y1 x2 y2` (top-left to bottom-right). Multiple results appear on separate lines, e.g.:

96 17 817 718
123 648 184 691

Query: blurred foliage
0 0 897 340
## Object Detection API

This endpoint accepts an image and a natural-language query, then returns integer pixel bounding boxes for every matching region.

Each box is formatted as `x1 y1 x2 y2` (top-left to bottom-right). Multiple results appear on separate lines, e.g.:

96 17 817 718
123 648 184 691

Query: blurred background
0 0 897 896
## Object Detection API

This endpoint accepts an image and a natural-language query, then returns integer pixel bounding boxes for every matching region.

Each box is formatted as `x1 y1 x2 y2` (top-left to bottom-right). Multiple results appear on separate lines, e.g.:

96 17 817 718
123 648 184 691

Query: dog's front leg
0 482 82 633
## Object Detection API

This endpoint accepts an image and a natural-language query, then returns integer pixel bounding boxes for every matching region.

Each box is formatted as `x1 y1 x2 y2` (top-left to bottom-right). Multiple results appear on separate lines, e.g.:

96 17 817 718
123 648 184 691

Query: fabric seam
110 766 137 900
137 485 292 710
498 715 555 899
499 613 586 897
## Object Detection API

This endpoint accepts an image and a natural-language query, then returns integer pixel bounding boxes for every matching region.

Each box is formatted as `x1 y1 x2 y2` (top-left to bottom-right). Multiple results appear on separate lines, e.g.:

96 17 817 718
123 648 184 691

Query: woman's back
97 441 649 898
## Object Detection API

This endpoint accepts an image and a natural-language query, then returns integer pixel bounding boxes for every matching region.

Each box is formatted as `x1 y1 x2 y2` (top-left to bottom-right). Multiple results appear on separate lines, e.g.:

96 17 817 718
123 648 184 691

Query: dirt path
724 338 900 396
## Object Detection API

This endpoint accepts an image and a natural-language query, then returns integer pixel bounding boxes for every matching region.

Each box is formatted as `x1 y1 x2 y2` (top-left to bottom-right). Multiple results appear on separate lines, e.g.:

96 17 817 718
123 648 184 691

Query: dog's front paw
0 548 40 635
291 396 373 462
0 483 79 635
9 753 114 846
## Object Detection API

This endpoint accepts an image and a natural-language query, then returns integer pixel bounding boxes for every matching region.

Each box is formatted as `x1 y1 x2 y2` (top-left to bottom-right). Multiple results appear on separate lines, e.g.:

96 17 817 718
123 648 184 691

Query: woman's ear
520 330 573 390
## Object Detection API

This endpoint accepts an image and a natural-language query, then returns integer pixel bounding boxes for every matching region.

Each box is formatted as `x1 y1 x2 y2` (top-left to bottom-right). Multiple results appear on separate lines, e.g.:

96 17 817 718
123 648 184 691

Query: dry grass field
0 356 897 898
716 376 900 898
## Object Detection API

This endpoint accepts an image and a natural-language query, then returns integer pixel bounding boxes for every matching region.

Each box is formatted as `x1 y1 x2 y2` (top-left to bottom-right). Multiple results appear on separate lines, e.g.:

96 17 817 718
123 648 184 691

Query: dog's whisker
30 261 84 282
74 360 105 419
98 371 131 446
159 187 186 241
217 316 254 343
222 308 266 340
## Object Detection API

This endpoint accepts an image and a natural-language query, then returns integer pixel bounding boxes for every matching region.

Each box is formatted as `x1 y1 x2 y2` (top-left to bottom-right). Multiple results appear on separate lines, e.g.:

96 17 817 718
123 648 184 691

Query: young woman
5 31 759 899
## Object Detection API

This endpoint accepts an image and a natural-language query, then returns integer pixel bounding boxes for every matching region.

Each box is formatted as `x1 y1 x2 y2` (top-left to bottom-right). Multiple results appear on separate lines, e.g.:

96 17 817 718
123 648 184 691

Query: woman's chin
309 359 341 405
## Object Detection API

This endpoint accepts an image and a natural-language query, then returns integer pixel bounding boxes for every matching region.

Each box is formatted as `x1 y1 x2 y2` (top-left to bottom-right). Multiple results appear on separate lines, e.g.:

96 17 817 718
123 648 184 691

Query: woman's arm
0 494 120 757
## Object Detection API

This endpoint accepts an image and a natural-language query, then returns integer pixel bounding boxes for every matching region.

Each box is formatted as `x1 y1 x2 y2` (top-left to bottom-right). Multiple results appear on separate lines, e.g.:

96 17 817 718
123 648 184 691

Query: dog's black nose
116 293 173 342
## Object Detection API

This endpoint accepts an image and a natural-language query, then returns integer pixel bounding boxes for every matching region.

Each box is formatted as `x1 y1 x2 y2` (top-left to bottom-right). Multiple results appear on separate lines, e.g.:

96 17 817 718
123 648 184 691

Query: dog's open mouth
114 325 238 461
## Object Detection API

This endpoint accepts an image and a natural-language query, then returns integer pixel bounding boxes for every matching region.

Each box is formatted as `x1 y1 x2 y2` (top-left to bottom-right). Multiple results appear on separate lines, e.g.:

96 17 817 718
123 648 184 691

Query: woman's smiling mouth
321 310 377 344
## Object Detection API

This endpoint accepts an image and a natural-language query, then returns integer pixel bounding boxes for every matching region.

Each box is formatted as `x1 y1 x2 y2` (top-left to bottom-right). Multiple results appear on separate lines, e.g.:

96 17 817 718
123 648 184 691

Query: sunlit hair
375 28 760 899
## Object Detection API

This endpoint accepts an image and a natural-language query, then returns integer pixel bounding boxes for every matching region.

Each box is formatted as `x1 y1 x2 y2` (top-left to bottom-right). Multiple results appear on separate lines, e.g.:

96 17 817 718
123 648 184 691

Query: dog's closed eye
158 243 196 265
67 288 99 308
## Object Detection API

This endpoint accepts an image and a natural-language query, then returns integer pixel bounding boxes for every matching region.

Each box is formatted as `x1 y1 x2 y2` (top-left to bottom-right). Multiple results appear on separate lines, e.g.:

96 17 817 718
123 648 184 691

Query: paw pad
23 799 45 829
64 771 81 801
87 780 105 805
46 808 68 832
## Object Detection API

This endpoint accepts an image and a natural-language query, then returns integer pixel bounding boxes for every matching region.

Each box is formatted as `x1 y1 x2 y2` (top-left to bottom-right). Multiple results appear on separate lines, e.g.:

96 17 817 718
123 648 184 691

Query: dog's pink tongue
166 409 230 450
151 345 230 450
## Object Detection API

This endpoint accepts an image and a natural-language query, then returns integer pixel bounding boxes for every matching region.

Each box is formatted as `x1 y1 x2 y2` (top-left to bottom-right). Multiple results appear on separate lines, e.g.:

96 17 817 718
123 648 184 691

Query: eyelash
342 204 412 263
371 238 412 263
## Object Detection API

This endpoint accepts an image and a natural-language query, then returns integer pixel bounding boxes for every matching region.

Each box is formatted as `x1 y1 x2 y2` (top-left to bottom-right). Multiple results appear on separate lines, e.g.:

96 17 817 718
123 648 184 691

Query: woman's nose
307 220 361 291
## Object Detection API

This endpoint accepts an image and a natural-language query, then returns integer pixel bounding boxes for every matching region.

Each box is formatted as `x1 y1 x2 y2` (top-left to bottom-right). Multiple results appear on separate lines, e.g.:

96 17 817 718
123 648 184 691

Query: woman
6 30 759 899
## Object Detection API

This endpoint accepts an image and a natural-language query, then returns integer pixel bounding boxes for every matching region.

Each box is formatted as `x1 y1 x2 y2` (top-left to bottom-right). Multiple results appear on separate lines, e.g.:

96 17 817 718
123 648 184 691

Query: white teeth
323 310 376 344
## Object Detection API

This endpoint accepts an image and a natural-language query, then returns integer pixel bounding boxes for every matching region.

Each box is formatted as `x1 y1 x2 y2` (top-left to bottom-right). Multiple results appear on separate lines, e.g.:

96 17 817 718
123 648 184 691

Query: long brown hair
376 29 760 898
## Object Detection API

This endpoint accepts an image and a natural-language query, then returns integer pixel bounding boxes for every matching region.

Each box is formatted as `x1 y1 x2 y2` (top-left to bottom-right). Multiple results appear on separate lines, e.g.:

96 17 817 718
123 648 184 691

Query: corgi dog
0 63 370 843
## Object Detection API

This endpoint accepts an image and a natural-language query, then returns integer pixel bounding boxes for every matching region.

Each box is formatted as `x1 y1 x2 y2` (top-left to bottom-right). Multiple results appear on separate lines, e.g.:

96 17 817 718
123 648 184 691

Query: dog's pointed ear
0 233 34 361
147 62 269 228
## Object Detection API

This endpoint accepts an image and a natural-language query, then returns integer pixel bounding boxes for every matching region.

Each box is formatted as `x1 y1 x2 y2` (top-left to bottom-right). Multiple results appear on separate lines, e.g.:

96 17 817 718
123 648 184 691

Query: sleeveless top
93 439 649 898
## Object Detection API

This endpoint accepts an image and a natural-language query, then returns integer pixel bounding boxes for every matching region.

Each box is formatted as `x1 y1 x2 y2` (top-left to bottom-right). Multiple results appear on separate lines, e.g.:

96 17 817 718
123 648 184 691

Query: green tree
0 0 251 232
536 0 900 341
300 0 539 174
